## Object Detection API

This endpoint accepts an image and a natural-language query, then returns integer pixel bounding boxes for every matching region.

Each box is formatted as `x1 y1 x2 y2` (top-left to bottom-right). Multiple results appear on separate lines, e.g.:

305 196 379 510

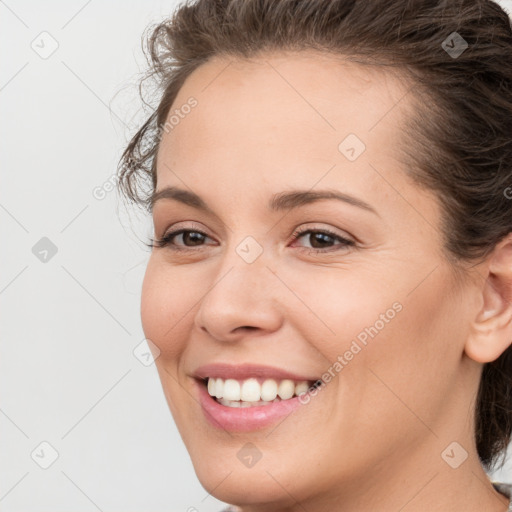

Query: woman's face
141 52 480 507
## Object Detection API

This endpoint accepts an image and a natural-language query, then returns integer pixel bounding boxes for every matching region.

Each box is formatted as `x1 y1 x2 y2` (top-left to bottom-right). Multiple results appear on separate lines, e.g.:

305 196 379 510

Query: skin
140 51 512 512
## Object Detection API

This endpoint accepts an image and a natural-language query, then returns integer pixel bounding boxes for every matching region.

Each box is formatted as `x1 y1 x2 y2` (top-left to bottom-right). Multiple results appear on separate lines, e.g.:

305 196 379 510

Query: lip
194 378 315 432
193 362 319 382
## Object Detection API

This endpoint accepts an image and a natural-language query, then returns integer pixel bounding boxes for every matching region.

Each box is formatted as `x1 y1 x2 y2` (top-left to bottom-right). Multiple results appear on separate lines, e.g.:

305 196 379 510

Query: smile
193 363 322 431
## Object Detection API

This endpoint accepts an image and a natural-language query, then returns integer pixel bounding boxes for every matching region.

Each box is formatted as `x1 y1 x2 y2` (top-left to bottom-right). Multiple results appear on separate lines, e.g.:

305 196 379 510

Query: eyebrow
149 186 379 216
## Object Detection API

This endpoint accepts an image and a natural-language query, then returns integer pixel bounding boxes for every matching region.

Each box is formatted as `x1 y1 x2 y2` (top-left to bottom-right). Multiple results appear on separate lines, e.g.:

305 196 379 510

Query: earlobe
465 233 512 364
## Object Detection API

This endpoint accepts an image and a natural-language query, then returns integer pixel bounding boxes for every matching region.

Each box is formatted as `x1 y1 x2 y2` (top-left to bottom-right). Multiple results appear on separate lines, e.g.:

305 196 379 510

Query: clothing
493 482 512 511
218 482 512 511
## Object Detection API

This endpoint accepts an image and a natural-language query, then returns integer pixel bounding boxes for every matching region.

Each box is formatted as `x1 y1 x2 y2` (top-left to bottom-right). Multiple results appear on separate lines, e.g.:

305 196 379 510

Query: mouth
192 363 322 431
204 376 321 407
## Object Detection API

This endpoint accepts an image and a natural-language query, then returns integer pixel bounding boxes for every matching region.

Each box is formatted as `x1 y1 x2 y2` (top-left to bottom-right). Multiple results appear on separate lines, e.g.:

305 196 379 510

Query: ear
465 233 512 363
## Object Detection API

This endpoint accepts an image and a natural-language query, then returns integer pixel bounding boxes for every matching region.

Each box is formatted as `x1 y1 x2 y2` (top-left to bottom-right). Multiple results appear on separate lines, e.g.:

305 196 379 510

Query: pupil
311 233 332 248
185 232 204 245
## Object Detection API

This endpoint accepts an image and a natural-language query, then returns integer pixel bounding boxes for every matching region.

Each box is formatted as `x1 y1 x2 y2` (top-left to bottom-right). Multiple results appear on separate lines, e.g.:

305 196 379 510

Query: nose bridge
214 231 275 294
193 233 283 340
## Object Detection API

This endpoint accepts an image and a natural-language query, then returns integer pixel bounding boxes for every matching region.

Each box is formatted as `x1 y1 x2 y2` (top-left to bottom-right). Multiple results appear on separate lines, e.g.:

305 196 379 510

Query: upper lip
193 363 318 382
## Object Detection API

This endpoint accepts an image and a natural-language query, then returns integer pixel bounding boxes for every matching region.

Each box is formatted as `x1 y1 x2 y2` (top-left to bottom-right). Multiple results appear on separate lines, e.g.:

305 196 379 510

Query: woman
117 0 512 510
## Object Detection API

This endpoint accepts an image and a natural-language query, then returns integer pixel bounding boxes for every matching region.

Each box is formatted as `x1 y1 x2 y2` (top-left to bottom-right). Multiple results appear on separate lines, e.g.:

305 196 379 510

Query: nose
193 251 284 343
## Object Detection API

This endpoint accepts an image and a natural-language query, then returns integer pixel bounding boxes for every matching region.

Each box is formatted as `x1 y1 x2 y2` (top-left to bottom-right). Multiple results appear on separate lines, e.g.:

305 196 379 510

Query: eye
148 228 215 250
289 227 355 253
148 225 355 254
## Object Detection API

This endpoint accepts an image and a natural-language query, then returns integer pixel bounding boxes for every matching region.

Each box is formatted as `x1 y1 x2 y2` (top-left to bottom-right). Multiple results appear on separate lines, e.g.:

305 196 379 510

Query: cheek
279 264 403 360
341 268 465 432
286 263 463 425
140 258 199 360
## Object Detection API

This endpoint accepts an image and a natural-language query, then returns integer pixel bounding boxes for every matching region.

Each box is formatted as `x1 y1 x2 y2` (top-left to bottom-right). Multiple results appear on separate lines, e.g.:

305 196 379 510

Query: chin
193 463 296 507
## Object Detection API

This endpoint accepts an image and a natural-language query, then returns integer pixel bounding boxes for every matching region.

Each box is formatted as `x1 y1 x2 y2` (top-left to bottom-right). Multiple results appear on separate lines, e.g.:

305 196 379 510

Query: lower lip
195 380 310 432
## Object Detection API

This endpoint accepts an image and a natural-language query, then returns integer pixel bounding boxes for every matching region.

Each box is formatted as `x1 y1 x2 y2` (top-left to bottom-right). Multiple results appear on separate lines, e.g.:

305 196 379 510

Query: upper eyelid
159 220 211 236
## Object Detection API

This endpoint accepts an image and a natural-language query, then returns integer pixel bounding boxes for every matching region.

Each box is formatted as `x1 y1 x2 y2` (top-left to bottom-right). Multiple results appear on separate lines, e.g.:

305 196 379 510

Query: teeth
223 379 240 401
207 378 216 396
215 378 224 399
278 379 295 400
261 379 278 401
218 398 273 408
295 381 309 395
206 376 312 404
241 378 260 402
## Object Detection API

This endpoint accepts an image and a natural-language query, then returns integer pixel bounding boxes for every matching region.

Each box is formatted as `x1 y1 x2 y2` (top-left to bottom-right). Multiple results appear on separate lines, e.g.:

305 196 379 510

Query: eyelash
148 226 355 254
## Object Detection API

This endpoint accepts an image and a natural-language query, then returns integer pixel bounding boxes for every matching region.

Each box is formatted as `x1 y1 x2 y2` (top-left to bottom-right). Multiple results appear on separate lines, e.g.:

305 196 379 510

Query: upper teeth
207 377 310 402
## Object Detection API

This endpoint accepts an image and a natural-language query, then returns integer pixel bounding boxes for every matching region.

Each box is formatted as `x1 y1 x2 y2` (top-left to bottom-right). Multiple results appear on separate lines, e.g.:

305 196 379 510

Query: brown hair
117 0 512 470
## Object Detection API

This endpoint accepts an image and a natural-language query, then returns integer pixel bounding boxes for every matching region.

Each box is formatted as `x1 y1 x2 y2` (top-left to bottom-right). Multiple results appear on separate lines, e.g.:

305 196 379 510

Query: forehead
156 51 414 201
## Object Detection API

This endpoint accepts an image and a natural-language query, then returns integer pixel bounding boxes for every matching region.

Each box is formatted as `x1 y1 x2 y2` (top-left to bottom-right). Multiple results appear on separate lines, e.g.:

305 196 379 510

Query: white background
1 1 512 510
